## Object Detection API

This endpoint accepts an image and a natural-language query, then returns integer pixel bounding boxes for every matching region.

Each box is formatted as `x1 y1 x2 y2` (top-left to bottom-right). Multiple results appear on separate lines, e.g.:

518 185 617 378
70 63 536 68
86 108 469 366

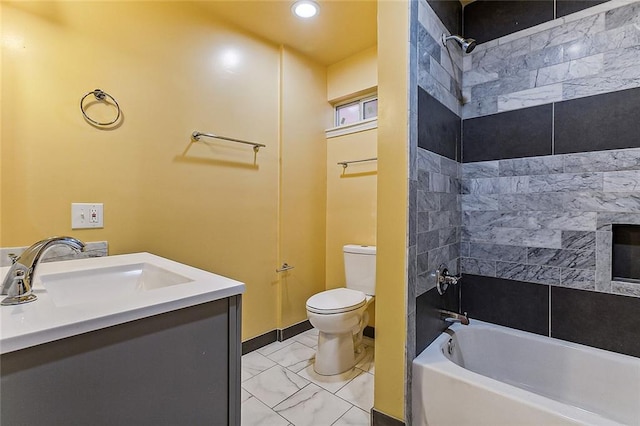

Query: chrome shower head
442 33 477 54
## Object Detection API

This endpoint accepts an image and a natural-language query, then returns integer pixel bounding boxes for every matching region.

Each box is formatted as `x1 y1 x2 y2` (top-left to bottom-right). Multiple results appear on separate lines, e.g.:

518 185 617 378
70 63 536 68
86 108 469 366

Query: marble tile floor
241 327 375 426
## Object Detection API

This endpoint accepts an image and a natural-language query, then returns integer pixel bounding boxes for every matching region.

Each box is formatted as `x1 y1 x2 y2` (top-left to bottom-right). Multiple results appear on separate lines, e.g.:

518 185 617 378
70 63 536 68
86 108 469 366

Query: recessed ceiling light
292 0 319 18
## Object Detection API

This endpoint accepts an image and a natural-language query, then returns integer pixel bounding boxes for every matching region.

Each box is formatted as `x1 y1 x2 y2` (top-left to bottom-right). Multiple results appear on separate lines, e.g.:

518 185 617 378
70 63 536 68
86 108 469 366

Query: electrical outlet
71 203 104 229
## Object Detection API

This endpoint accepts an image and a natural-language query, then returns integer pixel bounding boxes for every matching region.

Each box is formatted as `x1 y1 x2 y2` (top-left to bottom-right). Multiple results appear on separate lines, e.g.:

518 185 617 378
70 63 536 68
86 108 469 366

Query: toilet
306 245 376 376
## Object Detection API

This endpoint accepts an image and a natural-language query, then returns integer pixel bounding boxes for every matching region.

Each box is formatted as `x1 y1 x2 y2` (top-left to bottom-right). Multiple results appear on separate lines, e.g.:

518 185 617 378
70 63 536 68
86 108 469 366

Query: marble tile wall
408 1 463 423
0 241 108 267
462 1 640 119
461 148 640 297
417 0 464 117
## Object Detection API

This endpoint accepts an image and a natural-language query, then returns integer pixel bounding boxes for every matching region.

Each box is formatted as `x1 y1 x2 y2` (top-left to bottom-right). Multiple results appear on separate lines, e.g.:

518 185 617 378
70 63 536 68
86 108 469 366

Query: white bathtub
412 320 640 426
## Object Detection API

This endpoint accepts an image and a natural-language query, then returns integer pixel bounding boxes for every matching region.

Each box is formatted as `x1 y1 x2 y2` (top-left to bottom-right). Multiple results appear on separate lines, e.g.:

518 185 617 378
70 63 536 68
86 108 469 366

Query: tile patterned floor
241 328 374 426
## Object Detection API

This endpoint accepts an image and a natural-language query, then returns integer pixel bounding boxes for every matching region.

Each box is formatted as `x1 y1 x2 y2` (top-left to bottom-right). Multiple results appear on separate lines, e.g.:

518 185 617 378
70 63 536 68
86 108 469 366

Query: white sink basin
1 252 245 354
39 263 194 307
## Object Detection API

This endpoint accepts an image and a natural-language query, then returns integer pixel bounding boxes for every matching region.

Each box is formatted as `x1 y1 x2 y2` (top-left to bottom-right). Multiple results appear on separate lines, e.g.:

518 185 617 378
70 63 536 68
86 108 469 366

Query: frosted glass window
333 94 377 127
336 102 360 126
363 99 378 119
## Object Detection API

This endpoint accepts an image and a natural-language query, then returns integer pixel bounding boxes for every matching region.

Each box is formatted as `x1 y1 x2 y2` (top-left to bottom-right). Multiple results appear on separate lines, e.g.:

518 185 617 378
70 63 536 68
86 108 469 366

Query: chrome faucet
1 236 85 306
438 309 469 326
436 263 461 295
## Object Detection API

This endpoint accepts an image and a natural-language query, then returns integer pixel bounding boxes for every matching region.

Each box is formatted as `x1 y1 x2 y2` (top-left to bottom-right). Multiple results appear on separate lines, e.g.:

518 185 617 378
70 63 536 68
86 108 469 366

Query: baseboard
241 330 277 355
364 325 375 339
371 408 405 426
242 320 313 355
278 320 313 341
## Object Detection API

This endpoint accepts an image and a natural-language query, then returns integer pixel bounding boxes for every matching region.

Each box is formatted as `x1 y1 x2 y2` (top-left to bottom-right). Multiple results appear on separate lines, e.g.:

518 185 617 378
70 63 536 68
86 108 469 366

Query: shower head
442 33 477 54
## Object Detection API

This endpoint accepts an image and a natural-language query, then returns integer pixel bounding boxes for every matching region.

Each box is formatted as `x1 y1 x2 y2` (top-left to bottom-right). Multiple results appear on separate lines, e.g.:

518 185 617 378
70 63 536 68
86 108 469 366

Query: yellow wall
1 1 328 341
325 130 377 290
327 46 377 102
375 0 409 421
325 46 378 324
279 47 330 327
326 129 377 325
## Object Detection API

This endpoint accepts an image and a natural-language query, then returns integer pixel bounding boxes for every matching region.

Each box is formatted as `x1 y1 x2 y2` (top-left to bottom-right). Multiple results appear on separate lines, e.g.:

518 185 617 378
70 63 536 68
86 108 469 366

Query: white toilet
306 245 376 376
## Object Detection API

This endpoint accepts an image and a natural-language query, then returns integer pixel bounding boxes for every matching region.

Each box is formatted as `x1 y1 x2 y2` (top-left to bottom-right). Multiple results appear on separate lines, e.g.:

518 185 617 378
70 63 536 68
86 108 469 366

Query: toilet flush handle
276 263 295 273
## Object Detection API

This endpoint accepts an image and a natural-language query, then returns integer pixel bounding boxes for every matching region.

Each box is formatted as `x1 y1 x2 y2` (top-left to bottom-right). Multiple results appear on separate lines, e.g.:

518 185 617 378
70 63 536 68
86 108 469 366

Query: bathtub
412 320 640 426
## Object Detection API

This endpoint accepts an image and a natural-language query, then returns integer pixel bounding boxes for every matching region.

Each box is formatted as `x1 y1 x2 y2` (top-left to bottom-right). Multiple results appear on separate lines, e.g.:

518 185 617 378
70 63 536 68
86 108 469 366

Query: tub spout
438 309 469 325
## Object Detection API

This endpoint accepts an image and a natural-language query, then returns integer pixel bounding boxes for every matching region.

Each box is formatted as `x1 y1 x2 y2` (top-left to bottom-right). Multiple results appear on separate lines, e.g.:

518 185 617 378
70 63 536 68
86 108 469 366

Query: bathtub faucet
436 263 461 295
438 309 469 325
1 236 85 306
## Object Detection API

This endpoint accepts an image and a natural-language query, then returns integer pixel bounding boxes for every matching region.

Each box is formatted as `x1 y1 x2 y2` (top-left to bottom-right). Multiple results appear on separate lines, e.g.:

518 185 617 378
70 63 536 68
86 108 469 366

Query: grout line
548 285 552 337
551 102 555 156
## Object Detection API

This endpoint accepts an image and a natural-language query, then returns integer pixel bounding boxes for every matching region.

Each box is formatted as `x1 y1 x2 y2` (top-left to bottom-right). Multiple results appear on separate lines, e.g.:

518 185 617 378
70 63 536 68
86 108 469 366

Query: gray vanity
0 252 244 425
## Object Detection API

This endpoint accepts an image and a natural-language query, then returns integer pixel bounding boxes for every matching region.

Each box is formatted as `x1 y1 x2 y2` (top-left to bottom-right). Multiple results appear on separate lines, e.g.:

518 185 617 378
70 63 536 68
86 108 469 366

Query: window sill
325 118 377 139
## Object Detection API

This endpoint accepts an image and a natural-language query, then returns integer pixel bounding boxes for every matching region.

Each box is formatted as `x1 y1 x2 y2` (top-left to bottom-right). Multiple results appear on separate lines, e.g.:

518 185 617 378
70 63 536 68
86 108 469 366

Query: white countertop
0 253 245 354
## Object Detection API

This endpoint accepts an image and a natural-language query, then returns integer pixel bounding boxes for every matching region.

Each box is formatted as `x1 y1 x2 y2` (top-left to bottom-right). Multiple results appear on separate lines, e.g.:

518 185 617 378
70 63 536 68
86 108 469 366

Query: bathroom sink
39 263 193 307
1 252 245 354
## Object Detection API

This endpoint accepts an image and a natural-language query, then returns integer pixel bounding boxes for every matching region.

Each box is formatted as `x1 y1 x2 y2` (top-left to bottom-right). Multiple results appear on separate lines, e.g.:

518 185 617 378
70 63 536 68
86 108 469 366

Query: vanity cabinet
1 296 241 425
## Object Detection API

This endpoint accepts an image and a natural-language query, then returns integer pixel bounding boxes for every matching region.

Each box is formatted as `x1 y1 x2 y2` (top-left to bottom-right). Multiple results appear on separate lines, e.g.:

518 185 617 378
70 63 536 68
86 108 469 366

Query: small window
336 102 361 126
335 95 377 127
363 99 378 119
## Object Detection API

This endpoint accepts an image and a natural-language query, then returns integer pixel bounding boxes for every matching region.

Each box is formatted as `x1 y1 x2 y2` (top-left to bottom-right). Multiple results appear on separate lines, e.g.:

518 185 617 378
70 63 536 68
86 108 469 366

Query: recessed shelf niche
612 225 640 283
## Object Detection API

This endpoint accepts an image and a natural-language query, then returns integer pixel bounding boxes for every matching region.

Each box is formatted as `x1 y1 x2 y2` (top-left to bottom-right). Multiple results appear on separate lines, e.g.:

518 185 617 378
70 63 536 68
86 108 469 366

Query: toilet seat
306 288 366 314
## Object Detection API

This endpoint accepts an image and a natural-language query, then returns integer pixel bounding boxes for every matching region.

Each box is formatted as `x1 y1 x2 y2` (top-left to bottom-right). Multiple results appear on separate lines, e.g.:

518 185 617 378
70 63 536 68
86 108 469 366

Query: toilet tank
344 245 376 296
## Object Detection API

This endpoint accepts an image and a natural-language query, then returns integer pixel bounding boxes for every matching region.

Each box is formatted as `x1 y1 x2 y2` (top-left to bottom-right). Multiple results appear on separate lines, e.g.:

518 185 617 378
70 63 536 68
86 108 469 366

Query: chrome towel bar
337 157 377 169
192 131 266 153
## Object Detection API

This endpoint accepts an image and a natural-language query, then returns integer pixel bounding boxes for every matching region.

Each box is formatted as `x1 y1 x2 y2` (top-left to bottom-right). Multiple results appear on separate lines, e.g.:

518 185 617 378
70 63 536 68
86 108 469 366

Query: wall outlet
71 203 104 229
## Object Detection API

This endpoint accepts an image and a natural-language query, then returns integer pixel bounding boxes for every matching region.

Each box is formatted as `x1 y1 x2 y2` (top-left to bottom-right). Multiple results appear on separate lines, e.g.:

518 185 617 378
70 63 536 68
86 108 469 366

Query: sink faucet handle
1 268 37 306
8 253 19 265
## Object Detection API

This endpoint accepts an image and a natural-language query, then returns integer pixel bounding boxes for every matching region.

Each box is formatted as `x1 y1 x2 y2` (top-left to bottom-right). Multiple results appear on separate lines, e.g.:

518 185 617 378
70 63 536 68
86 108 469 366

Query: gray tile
463 226 562 248
439 227 458 246
603 170 640 192
596 212 640 230
460 257 496 276
561 231 596 250
563 149 640 173
527 247 596 269
496 262 561 285
560 268 596 290
611 280 640 297
418 230 440 254
528 173 603 193
440 193 459 212
605 1 640 30
461 194 499 211
417 190 439 212
469 242 527 263
499 156 564 177
417 148 441 173
595 230 612 292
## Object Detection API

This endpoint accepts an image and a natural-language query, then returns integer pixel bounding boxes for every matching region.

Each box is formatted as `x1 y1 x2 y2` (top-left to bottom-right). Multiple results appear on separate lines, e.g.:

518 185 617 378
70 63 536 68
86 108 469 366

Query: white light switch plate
71 203 104 229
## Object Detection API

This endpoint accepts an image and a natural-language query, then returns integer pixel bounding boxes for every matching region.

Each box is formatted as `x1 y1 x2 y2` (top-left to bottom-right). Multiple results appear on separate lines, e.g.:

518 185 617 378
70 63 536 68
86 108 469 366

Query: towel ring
80 89 121 126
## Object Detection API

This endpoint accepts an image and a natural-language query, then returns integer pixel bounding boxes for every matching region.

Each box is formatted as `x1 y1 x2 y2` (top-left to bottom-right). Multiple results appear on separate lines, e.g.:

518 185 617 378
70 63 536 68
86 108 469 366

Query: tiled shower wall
410 0 640 422
408 0 463 423
462 1 640 119
459 0 640 358
461 148 640 297
460 1 640 297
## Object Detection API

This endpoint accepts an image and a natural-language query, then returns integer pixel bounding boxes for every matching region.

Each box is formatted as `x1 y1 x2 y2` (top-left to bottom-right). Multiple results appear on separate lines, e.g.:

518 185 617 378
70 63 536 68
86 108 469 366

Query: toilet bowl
306 245 376 376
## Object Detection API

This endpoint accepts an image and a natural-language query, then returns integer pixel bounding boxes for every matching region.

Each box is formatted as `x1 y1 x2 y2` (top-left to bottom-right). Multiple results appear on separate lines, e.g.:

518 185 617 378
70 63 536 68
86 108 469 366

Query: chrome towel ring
80 89 121 126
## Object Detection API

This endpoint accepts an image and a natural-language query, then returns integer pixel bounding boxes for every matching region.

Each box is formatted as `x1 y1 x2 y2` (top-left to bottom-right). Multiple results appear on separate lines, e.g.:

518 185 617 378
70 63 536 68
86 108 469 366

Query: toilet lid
306 288 366 314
